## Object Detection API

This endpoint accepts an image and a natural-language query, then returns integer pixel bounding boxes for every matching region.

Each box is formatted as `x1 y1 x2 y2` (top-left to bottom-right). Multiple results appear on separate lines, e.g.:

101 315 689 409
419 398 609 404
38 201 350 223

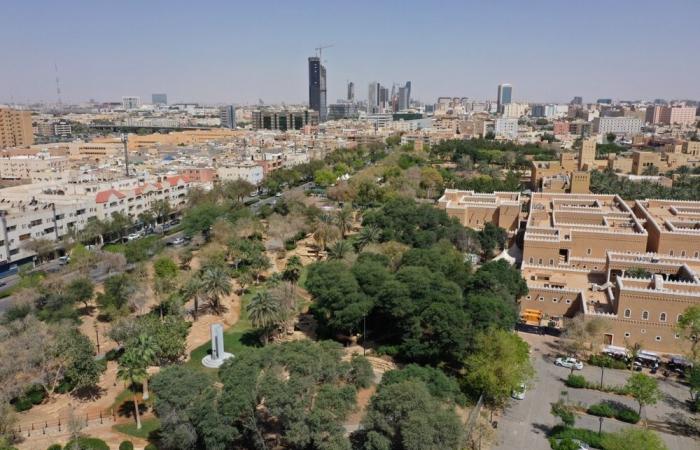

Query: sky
1 0 699 106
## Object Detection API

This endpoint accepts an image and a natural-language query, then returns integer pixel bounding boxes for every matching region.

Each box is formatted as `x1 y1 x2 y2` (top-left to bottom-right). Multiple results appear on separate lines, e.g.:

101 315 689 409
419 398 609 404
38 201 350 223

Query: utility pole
121 133 130 177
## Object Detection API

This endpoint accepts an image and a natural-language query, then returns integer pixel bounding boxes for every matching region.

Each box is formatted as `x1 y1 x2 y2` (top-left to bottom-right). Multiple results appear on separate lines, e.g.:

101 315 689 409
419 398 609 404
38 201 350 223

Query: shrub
145 444 158 450
119 441 134 450
64 437 109 450
589 354 627 370
549 425 603 449
587 402 615 417
565 374 587 389
47 445 62 450
615 408 640 424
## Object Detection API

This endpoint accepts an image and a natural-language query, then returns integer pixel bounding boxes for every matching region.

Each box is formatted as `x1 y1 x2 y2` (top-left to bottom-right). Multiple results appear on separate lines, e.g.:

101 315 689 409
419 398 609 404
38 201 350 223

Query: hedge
565 374 587 388
549 425 603 449
47 445 62 450
565 374 629 395
588 354 627 370
119 441 134 450
586 401 640 424
64 437 109 450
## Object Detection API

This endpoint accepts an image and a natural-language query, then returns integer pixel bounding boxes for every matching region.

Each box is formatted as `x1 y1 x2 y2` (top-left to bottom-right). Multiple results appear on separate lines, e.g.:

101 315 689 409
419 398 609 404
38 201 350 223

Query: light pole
120 133 130 177
94 322 100 354
598 416 604 436
362 315 366 356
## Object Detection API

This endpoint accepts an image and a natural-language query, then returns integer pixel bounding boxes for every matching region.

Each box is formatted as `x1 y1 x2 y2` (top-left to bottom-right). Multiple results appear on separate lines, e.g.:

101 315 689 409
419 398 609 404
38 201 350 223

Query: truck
517 309 563 335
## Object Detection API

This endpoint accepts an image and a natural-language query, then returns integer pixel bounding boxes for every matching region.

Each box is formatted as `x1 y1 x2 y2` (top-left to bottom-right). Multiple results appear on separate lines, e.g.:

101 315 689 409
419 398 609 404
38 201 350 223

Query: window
529 257 533 264
552 298 558 303
695 251 699 258
587 248 591 255
681 251 686 257
642 311 649 320
655 336 661 342
624 309 631 318
675 333 680 339
659 312 667 322
670 250 674 256
526 295 531 300
538 296 544 302
538 258 543 265
678 314 683 323
549 259 554 265
641 329 646 334
624 332 631 338
565 299 572 304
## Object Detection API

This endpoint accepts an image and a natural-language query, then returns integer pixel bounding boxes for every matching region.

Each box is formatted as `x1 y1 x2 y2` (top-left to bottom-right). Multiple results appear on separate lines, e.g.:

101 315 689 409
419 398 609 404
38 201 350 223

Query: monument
202 323 234 368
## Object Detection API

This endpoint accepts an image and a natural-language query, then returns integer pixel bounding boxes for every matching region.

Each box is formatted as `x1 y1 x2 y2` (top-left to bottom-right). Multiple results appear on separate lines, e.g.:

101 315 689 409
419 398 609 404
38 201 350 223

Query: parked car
511 383 526 400
58 255 71 265
127 232 142 241
555 357 584 370
168 237 186 246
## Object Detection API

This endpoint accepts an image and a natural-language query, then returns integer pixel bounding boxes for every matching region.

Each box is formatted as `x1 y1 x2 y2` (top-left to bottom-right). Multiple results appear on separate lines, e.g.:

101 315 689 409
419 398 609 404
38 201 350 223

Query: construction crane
315 44 334 61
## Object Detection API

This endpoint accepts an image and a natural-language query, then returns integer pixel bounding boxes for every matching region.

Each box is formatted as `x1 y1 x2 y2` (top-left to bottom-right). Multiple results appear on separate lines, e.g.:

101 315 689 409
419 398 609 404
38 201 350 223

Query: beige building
0 108 34 149
437 190 522 233
0 153 70 180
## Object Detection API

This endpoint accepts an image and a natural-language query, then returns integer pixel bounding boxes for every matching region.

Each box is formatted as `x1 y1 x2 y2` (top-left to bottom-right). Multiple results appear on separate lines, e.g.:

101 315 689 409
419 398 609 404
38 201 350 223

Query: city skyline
1 0 699 105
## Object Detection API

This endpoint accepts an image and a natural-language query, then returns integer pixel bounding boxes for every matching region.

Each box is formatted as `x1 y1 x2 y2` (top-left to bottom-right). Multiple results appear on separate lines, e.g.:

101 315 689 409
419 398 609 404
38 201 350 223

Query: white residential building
217 162 264 185
594 117 642 136
495 118 519 139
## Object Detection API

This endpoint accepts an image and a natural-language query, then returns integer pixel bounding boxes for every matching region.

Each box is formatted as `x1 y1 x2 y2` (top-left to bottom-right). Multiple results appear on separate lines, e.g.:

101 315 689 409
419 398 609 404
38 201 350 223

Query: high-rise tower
497 83 512 113
308 56 327 122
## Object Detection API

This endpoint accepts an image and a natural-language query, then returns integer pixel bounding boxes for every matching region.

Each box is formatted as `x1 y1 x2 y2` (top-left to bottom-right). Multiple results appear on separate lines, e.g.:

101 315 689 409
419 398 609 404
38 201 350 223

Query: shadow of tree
531 422 553 436
647 411 700 438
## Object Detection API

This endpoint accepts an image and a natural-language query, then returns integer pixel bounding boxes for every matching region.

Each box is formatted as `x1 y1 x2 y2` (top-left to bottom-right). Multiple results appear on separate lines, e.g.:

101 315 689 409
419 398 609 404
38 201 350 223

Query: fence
12 407 120 441
464 394 485 450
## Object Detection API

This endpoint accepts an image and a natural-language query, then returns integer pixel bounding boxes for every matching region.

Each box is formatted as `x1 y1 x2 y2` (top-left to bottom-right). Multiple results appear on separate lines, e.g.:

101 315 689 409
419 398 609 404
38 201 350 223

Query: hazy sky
1 0 698 105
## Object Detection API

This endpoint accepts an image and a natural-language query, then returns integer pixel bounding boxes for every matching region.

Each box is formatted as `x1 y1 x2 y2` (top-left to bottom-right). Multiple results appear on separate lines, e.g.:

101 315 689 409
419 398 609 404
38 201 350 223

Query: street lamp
94 322 100 354
362 315 367 356
598 416 604 436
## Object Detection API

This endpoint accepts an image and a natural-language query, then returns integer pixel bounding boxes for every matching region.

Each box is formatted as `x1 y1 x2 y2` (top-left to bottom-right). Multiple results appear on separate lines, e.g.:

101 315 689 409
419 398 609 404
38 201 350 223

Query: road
495 333 699 450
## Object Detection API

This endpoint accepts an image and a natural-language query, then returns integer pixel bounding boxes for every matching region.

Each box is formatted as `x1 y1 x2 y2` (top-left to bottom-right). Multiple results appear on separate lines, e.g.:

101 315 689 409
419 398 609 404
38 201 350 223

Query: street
495 333 699 450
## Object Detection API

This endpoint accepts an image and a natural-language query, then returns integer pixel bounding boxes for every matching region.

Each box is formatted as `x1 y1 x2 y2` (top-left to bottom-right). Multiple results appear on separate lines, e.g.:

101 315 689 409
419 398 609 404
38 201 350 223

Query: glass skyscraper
497 83 512 113
308 56 327 122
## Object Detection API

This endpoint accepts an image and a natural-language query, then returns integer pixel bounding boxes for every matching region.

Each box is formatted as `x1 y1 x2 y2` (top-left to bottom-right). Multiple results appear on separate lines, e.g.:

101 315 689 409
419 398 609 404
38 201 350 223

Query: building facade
0 108 34 149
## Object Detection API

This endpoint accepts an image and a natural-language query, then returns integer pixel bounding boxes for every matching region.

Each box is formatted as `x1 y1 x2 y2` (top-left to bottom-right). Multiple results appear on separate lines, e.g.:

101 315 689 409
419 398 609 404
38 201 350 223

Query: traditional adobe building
438 190 522 233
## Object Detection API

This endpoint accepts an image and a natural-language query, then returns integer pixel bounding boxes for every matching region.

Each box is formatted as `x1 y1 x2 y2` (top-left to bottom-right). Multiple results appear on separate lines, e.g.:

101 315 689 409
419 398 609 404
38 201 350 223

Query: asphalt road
494 333 699 450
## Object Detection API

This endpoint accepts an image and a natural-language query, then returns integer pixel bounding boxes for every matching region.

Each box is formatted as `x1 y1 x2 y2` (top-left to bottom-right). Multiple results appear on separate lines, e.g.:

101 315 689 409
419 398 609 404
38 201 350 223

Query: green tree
327 240 353 260
359 379 464 450
130 333 159 400
246 291 282 344
314 169 336 187
550 398 576 427
677 306 700 360
461 329 534 407
150 199 172 225
335 206 353 239
96 273 135 320
354 225 381 251
66 278 95 310
625 373 661 415
117 348 147 430
282 255 303 285
199 265 232 314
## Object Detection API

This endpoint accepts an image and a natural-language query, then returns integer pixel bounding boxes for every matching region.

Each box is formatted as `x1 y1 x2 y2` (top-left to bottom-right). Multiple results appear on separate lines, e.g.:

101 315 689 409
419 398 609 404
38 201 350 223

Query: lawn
113 417 160 440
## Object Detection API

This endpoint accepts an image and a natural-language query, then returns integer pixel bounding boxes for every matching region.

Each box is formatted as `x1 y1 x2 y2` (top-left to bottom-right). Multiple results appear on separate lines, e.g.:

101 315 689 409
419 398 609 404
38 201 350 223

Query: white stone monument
202 323 233 368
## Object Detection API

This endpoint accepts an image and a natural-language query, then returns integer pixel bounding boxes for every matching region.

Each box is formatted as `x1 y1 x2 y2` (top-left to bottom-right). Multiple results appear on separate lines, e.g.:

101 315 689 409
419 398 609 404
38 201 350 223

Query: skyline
1 0 699 105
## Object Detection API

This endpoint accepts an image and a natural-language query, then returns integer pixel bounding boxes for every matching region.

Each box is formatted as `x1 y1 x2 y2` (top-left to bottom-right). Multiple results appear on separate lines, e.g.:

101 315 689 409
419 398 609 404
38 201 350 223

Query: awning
637 350 660 362
603 345 629 357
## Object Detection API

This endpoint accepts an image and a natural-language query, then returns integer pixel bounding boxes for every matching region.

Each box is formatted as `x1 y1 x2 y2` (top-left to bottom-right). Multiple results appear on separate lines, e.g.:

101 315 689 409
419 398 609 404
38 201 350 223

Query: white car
555 357 584 370
127 232 142 241
511 383 526 400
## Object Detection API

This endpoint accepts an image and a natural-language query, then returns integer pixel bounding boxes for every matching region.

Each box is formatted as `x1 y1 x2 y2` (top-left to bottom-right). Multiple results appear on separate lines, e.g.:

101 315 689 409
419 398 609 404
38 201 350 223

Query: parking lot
494 333 699 450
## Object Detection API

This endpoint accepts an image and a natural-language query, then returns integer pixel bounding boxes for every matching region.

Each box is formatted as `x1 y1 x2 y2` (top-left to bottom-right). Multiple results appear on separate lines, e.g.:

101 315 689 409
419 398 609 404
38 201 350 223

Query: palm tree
335 207 353 239
200 266 232 314
312 220 339 259
184 275 205 320
117 349 147 430
354 225 381 251
282 256 303 285
328 240 352 260
132 334 159 400
246 291 281 344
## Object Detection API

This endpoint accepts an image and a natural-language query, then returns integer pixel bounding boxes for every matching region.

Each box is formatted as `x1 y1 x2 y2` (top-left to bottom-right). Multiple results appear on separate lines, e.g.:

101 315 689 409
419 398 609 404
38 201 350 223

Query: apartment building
0 108 34 149
0 153 70 180
593 117 642 136
217 161 264 185
0 175 191 266
646 105 696 126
